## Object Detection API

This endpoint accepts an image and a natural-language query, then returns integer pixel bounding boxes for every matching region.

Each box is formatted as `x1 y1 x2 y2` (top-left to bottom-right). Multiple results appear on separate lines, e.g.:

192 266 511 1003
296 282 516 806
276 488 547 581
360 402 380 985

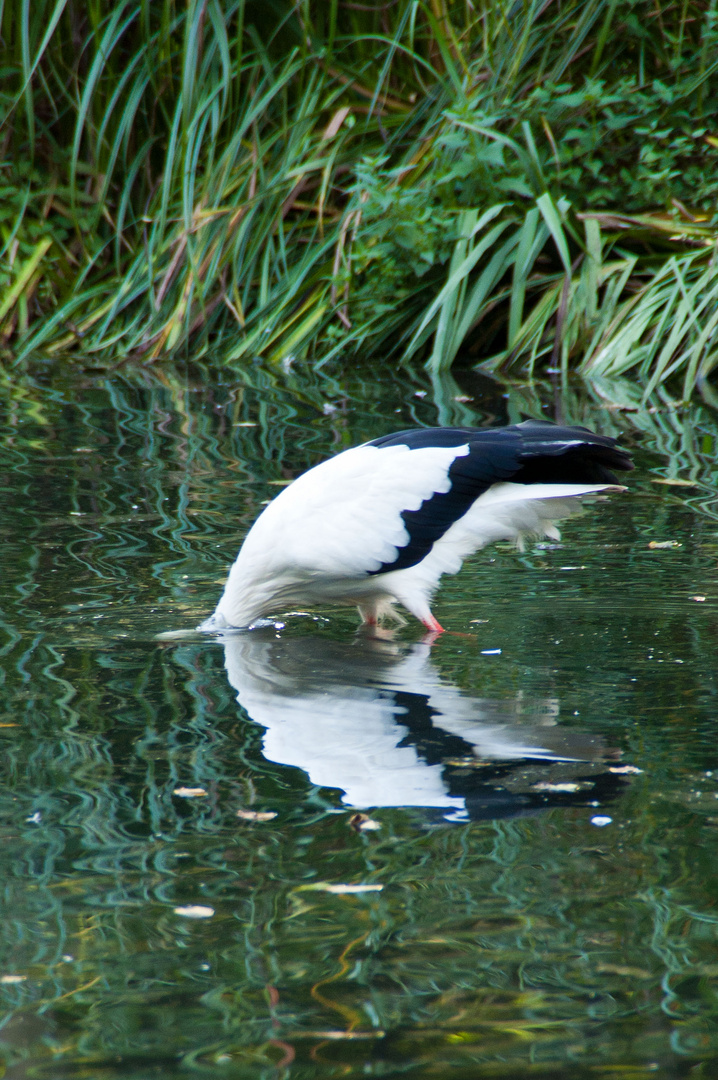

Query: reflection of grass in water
1 781 714 1071
0 631 715 1055
501 374 718 522
1 371 718 1073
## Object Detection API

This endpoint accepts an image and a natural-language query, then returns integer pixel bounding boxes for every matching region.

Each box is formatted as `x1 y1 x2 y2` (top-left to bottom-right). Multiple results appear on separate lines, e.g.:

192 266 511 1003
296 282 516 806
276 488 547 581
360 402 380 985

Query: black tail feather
512 420 633 485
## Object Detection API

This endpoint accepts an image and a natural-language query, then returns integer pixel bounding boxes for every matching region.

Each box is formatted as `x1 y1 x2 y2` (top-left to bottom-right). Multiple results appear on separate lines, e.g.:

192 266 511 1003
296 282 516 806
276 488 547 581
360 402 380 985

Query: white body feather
203 440 616 629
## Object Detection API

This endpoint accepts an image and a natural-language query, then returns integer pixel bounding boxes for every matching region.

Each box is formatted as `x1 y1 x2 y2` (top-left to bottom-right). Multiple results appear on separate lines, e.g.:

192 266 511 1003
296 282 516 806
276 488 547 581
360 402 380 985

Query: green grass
1 0 718 396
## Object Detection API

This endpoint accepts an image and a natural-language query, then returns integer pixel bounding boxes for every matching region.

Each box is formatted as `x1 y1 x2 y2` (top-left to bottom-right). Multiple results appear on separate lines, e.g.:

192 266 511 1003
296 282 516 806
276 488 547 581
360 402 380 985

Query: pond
1 361 718 1079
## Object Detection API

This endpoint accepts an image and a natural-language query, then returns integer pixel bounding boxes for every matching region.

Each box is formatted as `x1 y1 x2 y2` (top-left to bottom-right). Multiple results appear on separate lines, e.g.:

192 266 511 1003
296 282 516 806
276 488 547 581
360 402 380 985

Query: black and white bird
201 420 632 633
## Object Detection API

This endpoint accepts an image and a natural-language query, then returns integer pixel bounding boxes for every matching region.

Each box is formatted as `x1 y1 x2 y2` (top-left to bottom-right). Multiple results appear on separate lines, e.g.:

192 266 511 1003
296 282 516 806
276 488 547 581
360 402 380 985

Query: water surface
1 365 718 1078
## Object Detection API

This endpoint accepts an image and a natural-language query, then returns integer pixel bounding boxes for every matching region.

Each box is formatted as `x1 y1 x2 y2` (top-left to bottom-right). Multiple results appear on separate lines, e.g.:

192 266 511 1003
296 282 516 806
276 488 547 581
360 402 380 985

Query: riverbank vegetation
1 0 718 395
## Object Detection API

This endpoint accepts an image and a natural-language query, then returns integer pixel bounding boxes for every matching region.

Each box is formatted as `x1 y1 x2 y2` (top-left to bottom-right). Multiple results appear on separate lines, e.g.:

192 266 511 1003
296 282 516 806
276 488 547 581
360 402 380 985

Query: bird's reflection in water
221 629 631 822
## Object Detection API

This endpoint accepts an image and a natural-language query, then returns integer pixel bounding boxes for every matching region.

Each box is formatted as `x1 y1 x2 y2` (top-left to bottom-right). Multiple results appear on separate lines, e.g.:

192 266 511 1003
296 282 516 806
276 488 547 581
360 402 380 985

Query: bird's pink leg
357 602 378 626
422 613 445 634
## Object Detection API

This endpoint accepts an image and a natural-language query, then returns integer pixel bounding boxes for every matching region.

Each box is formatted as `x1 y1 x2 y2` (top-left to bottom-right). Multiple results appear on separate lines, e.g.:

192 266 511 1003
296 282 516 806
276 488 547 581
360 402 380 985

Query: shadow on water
0 362 718 1077
221 627 631 821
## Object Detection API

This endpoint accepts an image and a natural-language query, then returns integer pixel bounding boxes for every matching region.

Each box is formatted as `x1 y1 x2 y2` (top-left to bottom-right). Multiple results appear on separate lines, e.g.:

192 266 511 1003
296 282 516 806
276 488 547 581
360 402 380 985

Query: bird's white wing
240 442 468 575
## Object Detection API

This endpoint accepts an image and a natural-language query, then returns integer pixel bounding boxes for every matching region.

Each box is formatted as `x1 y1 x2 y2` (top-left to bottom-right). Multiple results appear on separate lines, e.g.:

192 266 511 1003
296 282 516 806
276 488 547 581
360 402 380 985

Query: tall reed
1 1 717 395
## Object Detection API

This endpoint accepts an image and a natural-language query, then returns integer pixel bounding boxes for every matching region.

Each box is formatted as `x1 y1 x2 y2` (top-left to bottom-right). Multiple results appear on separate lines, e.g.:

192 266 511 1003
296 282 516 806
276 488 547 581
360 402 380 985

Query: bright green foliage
1 0 718 394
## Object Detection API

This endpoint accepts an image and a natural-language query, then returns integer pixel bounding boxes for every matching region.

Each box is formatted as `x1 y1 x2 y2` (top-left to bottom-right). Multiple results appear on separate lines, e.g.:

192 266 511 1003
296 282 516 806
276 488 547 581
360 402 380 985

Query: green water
1 364 718 1079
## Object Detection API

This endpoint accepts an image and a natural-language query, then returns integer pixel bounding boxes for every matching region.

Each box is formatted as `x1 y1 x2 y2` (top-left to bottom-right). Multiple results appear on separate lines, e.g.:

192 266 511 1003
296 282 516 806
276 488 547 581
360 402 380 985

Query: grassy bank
1 0 718 394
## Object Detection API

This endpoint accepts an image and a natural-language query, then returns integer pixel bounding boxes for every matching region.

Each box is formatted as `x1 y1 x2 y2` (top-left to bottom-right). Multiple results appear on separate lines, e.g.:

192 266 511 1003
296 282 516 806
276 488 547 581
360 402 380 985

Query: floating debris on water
236 810 278 821
173 906 215 919
348 813 382 832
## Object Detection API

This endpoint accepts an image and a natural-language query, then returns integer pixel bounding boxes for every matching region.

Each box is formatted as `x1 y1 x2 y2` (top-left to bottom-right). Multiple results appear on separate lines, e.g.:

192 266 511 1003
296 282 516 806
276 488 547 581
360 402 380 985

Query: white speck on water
174 905 215 919
481 648 502 655
301 883 384 894
590 816 612 827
